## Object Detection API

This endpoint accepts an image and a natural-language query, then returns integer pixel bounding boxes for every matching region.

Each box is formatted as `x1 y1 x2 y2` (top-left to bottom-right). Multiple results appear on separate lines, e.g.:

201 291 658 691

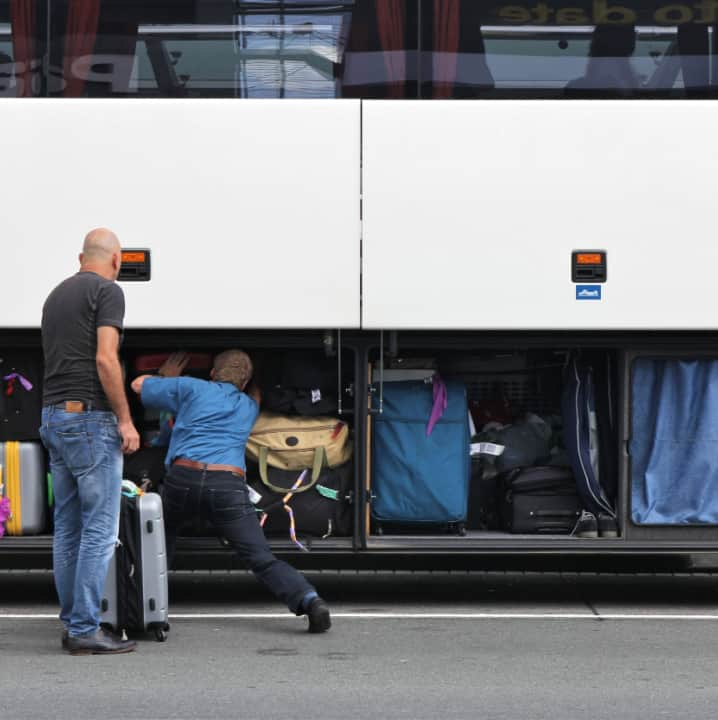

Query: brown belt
172 457 245 477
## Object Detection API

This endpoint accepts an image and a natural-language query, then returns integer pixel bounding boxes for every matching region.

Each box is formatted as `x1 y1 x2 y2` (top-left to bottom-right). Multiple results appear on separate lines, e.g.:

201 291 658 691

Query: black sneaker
573 510 598 538
306 597 331 634
61 629 68 650
66 628 137 655
598 513 619 538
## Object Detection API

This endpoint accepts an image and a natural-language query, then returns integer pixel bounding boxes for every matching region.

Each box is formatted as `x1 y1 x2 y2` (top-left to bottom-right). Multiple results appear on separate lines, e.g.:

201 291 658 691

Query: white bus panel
362 100 718 330
0 99 360 329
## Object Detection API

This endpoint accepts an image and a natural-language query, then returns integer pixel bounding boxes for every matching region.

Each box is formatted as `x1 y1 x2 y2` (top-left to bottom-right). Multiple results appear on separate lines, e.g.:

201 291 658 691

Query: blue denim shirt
141 377 259 469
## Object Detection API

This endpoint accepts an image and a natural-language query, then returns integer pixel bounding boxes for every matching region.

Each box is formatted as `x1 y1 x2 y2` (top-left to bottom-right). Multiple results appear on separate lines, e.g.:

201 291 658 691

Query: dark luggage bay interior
3 329 718 570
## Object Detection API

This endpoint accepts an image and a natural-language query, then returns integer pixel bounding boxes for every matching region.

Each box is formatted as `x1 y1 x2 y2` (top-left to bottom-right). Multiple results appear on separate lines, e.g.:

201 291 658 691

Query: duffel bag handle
258 446 327 493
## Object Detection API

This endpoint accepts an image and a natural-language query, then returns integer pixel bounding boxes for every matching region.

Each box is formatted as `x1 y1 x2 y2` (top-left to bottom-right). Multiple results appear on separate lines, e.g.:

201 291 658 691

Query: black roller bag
500 466 581 534
247 460 353 539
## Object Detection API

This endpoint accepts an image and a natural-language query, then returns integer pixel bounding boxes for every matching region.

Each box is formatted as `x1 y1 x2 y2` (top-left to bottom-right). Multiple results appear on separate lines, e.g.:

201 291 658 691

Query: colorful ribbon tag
3 373 33 392
0 494 11 538
259 470 310 552
426 375 448 437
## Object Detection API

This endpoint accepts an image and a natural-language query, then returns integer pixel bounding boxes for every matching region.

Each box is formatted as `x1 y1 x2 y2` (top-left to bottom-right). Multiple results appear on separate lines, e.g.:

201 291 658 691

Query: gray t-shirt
41 271 125 410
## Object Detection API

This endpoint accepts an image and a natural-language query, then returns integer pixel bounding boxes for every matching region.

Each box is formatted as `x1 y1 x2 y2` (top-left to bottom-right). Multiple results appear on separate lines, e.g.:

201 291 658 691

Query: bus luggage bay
1 0 717 571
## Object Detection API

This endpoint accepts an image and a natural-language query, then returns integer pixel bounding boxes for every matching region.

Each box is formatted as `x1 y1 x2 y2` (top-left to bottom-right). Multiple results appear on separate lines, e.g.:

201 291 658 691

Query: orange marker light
576 253 603 265
122 251 146 264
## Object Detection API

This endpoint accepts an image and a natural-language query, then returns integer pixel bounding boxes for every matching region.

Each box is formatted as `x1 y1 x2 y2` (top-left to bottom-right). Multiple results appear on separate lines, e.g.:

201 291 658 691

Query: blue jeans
40 407 122 637
163 466 315 614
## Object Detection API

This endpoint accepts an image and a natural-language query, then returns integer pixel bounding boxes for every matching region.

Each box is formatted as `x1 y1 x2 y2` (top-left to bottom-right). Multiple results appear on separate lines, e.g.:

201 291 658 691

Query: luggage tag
470 442 505 457
248 485 263 505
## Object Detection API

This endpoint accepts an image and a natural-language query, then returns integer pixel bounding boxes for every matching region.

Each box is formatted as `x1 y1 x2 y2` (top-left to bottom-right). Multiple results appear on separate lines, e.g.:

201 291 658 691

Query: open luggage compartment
621 350 718 543
4 329 718 570
365 338 623 547
122 331 361 566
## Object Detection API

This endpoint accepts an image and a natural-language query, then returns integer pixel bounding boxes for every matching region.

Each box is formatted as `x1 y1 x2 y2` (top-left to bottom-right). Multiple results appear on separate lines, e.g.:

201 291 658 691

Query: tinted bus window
47 0 414 99
0 2 43 97
1 1 717 98
422 1 718 98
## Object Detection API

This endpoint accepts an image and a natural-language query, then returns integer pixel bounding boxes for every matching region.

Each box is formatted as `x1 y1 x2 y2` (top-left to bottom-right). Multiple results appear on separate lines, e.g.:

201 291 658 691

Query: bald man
40 228 139 655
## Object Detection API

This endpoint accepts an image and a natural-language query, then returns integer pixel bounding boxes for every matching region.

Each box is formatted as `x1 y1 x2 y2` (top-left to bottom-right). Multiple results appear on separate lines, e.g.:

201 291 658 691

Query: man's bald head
79 228 122 280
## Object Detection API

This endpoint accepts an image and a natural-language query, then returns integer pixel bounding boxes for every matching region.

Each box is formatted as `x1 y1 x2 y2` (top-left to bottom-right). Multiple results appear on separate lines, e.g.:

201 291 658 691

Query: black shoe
66 628 137 656
306 597 331 634
61 629 68 650
598 513 619 538
573 510 598 538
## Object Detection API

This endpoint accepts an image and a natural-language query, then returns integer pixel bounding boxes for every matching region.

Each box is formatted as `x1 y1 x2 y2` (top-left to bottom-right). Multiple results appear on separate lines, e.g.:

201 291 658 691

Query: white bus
1 0 717 571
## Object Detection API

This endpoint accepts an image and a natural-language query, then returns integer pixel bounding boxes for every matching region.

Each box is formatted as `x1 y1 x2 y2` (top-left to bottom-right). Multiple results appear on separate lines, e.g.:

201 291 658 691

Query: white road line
0 612 717 621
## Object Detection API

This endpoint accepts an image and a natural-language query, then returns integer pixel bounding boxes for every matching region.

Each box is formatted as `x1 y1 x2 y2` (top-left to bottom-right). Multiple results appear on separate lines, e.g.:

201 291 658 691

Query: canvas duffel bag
246 413 352 479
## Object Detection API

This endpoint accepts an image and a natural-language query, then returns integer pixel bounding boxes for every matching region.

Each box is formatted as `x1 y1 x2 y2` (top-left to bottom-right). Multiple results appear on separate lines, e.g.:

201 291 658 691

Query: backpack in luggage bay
371 378 470 532
262 351 339 416
0 441 48 536
499 466 581 534
100 490 169 642
0 352 43 441
561 352 617 520
246 413 352 472
247 459 353 540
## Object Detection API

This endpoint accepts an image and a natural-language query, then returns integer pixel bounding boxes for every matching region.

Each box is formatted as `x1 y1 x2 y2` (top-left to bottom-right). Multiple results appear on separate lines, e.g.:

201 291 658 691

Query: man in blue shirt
130 349 331 633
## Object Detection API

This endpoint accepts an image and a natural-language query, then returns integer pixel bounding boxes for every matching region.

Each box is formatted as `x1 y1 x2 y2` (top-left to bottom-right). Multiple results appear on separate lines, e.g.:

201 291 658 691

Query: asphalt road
1 571 717 720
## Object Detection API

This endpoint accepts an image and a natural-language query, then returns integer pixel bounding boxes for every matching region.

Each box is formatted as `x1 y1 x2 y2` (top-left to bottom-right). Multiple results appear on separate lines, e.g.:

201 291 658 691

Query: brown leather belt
172 457 245 477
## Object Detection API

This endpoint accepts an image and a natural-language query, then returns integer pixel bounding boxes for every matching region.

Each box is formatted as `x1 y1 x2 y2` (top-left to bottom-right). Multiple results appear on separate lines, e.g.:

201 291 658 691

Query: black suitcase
247 460 353 539
500 466 582 534
100 491 170 641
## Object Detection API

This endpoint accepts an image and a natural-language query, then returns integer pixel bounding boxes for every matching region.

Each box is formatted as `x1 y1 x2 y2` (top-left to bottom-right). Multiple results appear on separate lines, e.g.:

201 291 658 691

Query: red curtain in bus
63 0 102 97
376 0 406 98
432 0 460 98
10 0 36 97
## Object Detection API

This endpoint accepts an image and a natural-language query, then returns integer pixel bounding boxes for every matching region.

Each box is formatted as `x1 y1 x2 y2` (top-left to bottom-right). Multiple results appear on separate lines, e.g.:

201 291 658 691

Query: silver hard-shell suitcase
100 491 169 641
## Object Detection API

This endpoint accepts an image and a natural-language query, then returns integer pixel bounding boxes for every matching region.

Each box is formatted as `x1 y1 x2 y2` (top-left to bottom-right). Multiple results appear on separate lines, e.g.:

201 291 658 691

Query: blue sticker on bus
576 285 602 300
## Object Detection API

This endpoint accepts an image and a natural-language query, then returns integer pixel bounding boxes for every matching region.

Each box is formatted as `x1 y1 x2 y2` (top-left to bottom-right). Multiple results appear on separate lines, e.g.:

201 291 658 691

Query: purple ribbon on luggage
426 375 448 437
0 496 11 537
2 373 32 391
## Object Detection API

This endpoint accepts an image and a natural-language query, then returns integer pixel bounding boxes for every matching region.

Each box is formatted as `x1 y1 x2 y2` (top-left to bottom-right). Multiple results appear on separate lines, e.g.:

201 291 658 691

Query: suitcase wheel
154 627 168 642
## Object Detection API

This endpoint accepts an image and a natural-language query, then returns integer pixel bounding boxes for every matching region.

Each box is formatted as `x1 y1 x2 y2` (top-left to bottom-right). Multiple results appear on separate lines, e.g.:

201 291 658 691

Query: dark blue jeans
163 465 315 614
39 407 122 637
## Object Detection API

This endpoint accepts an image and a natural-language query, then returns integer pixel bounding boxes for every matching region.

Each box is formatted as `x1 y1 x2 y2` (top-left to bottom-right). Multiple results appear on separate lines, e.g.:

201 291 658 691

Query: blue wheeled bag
371 378 470 533
561 352 616 519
